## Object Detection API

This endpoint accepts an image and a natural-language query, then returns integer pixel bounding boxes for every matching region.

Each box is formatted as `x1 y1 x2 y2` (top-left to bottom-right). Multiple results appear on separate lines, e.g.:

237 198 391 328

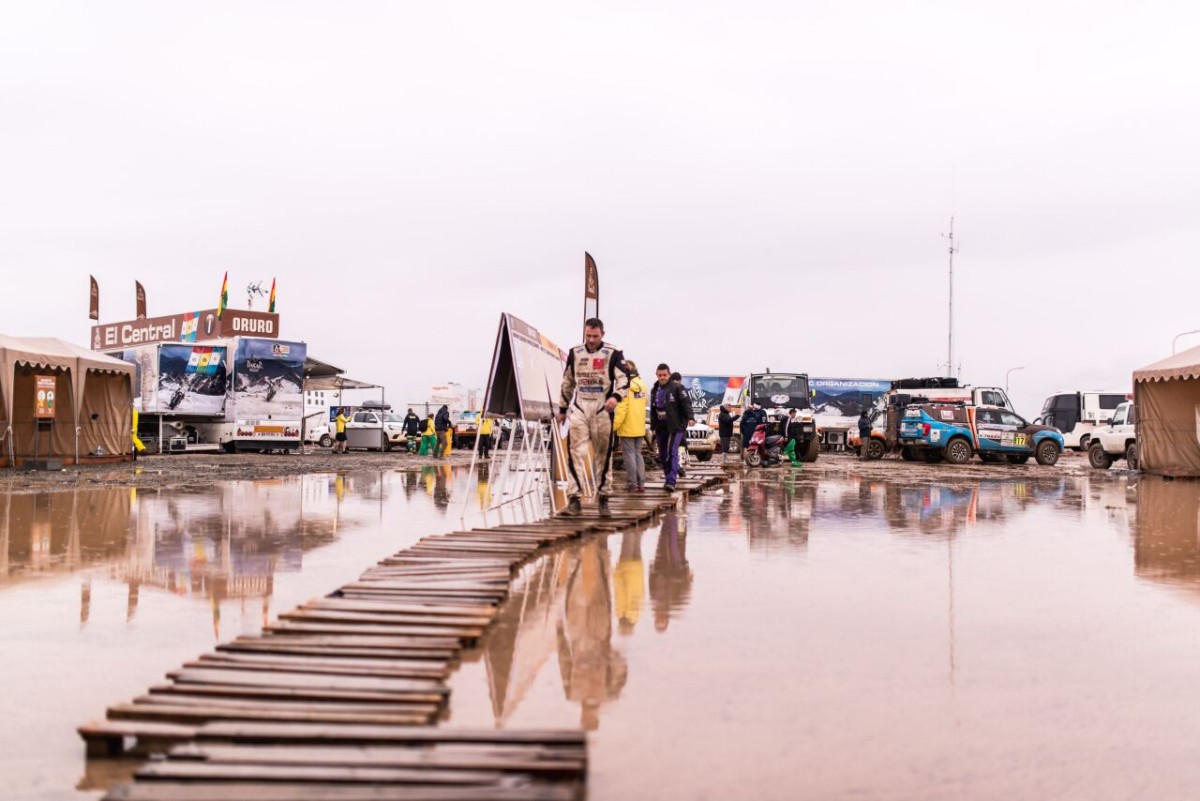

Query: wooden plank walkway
82 464 727 801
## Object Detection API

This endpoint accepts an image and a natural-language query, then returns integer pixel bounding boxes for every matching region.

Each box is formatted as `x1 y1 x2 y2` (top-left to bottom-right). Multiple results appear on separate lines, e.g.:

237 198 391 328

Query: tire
319 434 333 448
222 442 237 454
1035 439 1061 466
1078 435 1091 452
696 452 712 462
800 438 821 463
980 452 1003 464
924 450 944 464
1125 443 1139 470
744 448 762 467
383 438 392 452
864 438 886 460
728 435 741 454
1088 442 1113 470
900 446 917 462
944 437 973 465
1007 454 1030 465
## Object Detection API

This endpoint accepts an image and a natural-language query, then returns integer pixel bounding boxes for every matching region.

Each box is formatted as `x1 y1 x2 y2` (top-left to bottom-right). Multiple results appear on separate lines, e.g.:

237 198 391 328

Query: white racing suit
559 342 630 499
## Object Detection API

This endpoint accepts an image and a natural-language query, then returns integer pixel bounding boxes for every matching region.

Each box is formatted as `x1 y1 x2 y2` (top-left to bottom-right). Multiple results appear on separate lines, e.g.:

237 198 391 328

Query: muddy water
0 465 495 801
446 471 1200 800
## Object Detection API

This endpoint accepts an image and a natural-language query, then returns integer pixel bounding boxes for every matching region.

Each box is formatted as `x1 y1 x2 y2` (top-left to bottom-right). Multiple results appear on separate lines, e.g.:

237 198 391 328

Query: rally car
898 403 1064 466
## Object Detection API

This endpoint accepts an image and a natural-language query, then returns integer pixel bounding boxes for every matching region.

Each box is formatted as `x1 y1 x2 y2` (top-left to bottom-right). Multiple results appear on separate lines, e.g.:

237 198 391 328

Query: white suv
1087 401 1139 470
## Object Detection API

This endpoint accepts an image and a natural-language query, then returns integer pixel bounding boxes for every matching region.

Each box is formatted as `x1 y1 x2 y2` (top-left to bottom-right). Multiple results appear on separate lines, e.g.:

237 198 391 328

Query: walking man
858 409 873 459
557 318 630 517
478 415 494 459
403 408 421 452
334 407 351 454
434 405 452 458
613 360 649 492
717 404 735 463
650 364 692 492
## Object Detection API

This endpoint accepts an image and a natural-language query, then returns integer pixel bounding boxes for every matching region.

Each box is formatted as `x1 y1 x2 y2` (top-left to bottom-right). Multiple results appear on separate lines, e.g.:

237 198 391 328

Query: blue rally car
899 403 1064 466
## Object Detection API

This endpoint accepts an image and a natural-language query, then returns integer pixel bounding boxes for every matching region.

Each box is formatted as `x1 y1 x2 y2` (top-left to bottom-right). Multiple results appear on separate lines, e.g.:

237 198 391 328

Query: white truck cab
1087 401 1139 470
1040 390 1129 450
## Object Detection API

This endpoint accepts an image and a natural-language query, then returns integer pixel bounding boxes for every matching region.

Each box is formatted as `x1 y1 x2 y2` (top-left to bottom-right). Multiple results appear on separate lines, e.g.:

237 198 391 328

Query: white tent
1132 344 1200 477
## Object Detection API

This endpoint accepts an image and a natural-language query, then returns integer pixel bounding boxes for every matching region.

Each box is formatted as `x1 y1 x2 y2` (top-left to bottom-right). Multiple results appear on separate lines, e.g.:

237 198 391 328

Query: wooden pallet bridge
81 464 728 801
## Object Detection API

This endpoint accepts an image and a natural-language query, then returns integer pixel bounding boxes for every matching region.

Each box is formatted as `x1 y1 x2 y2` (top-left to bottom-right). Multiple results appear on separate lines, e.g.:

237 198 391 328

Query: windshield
750 374 811 409
383 414 404 423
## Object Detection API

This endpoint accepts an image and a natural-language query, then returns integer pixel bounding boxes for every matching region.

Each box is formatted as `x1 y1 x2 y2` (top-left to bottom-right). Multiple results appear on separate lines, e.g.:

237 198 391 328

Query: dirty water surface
445 469 1200 801
4 462 1200 800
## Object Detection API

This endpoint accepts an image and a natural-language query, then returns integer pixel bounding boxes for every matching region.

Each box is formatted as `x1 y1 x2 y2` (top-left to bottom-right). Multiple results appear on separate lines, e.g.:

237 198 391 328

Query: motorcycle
743 423 787 467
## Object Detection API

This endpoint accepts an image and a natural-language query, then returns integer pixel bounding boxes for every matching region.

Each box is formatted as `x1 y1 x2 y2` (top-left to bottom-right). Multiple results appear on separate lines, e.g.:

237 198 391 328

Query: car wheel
944 437 973 465
319 434 332 448
1007 454 1031 465
383 438 392 452
728 435 741 454
744 449 762 467
1088 442 1113 470
980 452 1003 463
900 446 917 462
798 438 820 463
1125 443 1139 470
696 452 712 462
865 438 886 460
222 442 237 454
1035 439 1061 466
924 450 944 464
1078 434 1091 452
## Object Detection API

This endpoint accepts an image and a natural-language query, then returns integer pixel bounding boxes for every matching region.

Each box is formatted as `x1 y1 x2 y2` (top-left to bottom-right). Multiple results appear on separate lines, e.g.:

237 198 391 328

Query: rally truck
898 402 1064 466
739 372 819 463
1087 401 1139 470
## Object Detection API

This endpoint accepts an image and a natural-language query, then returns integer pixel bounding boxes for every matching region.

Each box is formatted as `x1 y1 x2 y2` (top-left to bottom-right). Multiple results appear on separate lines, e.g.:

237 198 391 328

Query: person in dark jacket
434 405 452 458
650 364 693 491
740 404 766 451
403 408 422 452
857 409 873 459
717 405 736 463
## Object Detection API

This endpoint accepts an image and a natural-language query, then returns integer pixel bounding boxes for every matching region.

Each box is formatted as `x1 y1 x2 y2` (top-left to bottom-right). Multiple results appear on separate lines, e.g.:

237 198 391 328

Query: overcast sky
3 2 1198 418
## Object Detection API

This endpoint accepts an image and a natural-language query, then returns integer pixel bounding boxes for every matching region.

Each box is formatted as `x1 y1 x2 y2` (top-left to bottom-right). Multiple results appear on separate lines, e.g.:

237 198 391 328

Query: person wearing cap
613 359 649 492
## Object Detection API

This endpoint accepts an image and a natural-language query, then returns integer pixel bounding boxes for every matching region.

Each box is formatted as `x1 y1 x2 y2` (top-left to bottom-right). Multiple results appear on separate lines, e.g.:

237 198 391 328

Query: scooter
743 423 787 467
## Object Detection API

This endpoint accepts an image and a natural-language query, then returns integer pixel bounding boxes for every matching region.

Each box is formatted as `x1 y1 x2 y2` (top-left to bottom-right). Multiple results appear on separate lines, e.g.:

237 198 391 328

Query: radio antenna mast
941 218 959 378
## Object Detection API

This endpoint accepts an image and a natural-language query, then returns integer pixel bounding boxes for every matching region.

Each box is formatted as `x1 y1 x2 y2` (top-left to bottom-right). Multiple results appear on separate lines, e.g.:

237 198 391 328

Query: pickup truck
1087 401 1139 470
899 402 1064 466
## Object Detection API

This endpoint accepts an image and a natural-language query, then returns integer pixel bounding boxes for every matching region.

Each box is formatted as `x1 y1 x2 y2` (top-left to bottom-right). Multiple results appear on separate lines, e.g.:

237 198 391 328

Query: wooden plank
265 622 484 640
167 668 446 694
305 598 498 616
168 743 586 775
195 721 586 747
217 641 456 662
252 634 461 650
104 780 580 801
78 719 196 757
191 654 449 680
135 693 442 718
108 703 432 727
136 761 508 785
280 609 493 627
149 685 444 708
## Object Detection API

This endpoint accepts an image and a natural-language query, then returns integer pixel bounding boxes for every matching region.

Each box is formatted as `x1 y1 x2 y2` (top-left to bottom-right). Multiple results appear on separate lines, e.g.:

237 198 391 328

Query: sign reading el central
91 309 280 350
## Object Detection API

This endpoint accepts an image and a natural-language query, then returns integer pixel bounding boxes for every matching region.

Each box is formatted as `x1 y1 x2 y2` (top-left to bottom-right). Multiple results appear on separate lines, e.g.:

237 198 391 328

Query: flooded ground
5 459 1200 800
0 465 491 801
445 468 1200 801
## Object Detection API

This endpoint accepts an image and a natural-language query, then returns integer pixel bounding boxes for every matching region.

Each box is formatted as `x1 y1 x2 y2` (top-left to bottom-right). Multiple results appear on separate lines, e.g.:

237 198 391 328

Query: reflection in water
613 531 645 635
557 538 627 730
0 476 366 635
1134 477 1200 593
649 513 692 632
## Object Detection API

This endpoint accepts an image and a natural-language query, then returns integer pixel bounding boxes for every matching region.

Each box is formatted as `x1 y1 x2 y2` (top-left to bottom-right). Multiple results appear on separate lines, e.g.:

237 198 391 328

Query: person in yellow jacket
477 415 495 459
419 415 436 456
131 407 146 458
612 360 649 492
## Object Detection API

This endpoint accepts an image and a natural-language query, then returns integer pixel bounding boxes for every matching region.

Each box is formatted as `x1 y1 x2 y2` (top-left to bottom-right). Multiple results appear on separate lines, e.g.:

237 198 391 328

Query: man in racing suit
557 318 630 517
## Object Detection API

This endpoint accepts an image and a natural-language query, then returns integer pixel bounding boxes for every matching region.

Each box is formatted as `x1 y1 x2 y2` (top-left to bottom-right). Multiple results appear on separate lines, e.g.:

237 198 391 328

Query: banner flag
268 278 276 313
583 252 599 326
135 281 147 319
217 272 229 320
89 275 99 320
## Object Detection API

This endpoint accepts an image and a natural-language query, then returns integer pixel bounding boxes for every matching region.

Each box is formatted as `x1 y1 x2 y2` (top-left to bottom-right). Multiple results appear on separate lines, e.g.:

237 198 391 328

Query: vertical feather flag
268 278 276 314
217 272 229 319
88 275 99 321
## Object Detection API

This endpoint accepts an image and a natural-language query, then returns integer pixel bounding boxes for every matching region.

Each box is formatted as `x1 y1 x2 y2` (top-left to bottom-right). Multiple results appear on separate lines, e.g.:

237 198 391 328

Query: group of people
556 317 695 517
331 403 491 459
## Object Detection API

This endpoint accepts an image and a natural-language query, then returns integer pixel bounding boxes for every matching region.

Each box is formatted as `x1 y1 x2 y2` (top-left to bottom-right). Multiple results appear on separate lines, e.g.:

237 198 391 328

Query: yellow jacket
423 418 435 437
613 375 648 437
478 416 493 436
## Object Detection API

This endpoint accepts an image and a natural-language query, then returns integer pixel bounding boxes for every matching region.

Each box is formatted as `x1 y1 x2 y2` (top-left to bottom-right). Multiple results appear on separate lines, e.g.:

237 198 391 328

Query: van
1038 391 1128 450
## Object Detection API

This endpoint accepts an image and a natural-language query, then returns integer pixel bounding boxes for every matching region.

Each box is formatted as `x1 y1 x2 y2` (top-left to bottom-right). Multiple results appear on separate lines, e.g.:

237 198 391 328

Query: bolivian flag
268 278 276 313
217 272 229 319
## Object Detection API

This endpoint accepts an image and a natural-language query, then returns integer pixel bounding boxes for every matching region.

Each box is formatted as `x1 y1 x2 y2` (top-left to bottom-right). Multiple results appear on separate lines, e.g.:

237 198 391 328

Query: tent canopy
0 335 134 426
302 354 380 391
1134 343 1200 384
